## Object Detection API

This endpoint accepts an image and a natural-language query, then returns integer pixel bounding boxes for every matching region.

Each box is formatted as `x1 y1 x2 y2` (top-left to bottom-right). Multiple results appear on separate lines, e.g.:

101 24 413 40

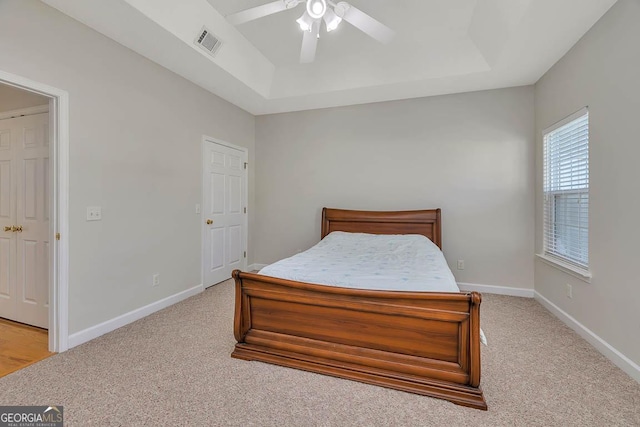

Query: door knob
15 225 22 232
4 226 13 232
206 219 213 225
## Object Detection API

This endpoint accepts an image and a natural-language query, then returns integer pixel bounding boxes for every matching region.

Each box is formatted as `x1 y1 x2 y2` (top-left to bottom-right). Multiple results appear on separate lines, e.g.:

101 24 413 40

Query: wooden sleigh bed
231 208 486 410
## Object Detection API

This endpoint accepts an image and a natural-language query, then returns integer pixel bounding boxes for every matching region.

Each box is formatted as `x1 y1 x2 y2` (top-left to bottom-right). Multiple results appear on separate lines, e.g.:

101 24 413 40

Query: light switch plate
87 206 102 221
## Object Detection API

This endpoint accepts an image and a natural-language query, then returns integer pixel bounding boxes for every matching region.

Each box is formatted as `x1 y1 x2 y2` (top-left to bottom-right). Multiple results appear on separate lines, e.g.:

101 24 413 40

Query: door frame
201 136 248 286
0 70 70 353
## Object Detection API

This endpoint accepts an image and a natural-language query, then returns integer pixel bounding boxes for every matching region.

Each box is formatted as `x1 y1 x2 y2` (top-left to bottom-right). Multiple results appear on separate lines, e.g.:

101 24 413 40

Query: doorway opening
0 84 54 376
0 70 70 368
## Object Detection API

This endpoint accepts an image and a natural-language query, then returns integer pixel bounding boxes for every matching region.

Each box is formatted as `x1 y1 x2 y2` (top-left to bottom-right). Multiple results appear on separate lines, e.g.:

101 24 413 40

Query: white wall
0 0 255 334
255 87 535 289
0 83 49 112
535 0 640 366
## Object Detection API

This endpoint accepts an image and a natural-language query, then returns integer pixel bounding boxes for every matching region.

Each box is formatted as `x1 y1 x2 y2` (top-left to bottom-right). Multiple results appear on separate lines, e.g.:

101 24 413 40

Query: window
542 108 589 273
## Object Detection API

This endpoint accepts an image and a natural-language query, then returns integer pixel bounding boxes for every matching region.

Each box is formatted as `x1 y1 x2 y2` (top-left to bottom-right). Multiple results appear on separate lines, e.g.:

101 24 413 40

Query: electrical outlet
152 274 160 287
566 283 572 299
457 260 465 270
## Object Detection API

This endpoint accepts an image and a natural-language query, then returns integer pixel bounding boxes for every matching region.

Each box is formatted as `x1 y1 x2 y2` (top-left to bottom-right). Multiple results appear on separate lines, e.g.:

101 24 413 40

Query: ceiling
42 0 617 115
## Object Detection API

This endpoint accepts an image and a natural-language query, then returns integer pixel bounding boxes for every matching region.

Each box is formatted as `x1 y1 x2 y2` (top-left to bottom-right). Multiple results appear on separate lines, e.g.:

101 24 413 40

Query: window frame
538 107 592 282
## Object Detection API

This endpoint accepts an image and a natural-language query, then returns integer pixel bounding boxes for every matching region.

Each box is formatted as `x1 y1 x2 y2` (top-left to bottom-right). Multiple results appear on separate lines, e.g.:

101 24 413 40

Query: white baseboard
458 282 535 298
535 291 640 384
67 284 204 348
247 263 267 271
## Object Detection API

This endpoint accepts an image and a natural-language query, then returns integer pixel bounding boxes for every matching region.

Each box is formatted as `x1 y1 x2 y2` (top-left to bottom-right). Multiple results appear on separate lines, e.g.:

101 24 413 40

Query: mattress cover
259 231 488 345
259 231 459 292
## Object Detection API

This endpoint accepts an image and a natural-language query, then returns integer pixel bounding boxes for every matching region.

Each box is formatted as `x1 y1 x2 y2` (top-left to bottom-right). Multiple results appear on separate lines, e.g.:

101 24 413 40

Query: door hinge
55 232 60 241
244 207 247 214
244 162 247 170
243 251 247 258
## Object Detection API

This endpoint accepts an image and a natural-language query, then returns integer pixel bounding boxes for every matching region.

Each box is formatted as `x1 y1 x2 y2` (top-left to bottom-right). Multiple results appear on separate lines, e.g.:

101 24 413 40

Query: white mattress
260 231 459 292
260 231 487 345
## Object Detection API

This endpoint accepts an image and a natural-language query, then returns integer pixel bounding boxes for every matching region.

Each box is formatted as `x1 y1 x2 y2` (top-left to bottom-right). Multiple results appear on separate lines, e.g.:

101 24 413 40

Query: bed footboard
231 270 487 410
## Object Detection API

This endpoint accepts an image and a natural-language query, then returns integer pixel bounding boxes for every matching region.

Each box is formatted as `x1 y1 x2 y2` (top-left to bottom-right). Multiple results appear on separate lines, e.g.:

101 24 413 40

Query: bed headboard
321 208 442 249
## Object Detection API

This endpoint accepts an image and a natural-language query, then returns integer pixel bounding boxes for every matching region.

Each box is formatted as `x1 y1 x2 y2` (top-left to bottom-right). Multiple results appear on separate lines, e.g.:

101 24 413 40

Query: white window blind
543 108 589 270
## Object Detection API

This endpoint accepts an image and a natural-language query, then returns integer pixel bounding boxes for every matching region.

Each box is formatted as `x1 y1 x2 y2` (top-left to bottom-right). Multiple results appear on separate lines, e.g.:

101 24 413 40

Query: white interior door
0 112 49 328
203 139 247 287
0 116 17 321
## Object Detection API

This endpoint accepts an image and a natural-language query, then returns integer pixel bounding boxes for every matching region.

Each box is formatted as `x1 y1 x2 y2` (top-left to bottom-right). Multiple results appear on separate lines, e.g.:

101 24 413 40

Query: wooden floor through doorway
0 318 54 378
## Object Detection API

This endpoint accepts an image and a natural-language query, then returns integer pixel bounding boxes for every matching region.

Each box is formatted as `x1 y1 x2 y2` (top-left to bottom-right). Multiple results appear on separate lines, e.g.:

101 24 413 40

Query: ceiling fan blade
300 21 320 63
341 4 395 44
227 1 288 25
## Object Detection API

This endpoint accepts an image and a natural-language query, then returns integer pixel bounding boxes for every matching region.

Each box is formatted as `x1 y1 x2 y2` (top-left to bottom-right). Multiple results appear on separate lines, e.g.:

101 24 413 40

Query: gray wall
535 0 640 365
0 83 49 112
0 0 255 334
5 0 635 372
255 86 535 289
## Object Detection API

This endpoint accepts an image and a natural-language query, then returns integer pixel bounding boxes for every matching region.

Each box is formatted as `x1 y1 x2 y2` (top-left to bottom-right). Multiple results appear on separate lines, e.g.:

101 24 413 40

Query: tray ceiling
43 0 617 114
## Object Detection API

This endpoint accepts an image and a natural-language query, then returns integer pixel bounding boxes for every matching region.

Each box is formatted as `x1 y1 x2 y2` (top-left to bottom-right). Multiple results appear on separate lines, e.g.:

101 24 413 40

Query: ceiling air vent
195 26 222 57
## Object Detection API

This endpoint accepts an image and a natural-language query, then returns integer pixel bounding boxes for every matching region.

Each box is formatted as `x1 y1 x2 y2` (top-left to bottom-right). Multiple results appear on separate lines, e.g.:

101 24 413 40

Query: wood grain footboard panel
231 270 487 410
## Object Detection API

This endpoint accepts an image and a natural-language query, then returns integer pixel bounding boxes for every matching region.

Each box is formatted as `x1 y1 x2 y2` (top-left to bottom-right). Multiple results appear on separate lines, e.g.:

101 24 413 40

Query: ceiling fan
226 0 395 63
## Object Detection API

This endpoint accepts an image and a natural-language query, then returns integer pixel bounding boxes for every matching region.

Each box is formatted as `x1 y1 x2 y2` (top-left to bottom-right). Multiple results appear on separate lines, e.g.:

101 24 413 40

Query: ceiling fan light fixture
227 0 394 64
306 0 327 19
323 8 342 32
296 11 314 32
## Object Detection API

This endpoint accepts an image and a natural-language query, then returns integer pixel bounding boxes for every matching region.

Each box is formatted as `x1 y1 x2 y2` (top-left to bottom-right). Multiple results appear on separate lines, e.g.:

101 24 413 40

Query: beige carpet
0 279 638 426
